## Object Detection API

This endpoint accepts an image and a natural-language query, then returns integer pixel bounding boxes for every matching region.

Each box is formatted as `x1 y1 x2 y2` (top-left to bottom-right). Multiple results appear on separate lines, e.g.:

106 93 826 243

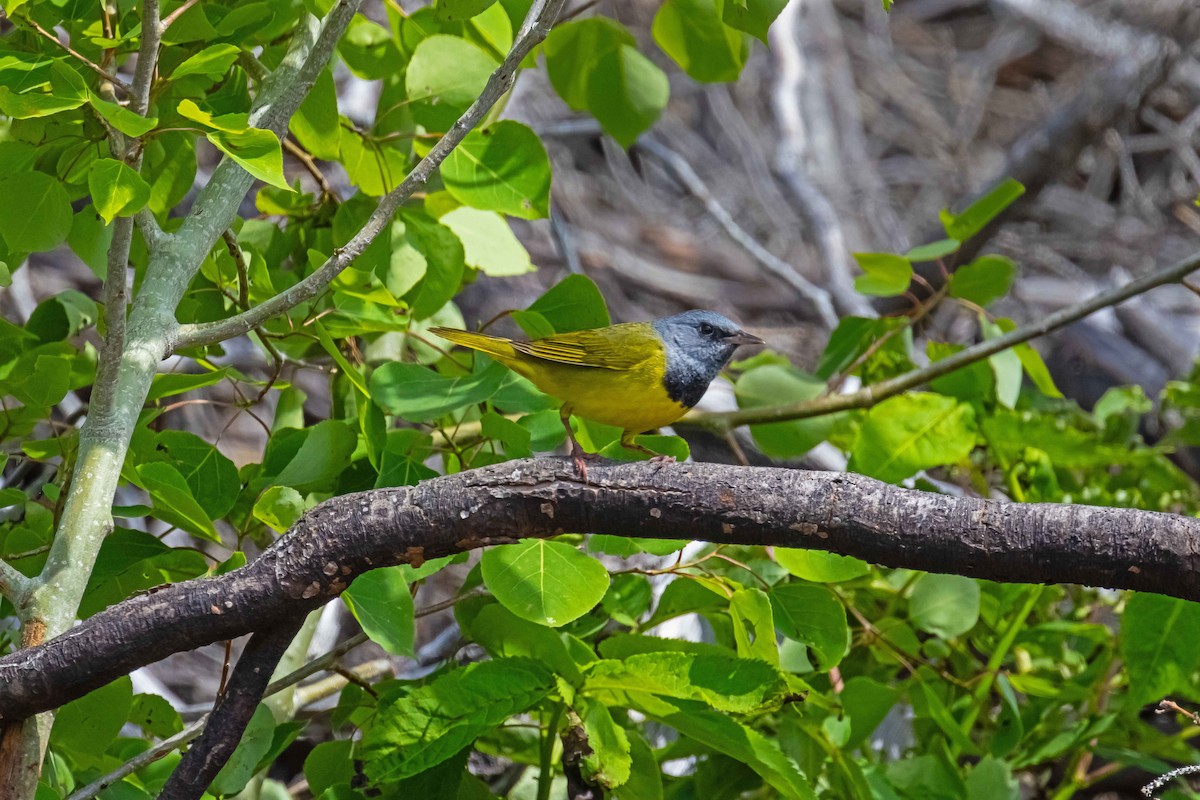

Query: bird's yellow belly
505 357 689 432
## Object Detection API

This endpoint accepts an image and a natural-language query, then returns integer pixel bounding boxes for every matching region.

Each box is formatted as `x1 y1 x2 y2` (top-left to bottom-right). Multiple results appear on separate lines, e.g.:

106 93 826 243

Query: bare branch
158 619 303 800
171 0 570 352
129 0 160 117
688 247 1200 431
0 559 31 608
769 1 874 319
3 458 1200 722
639 137 840 330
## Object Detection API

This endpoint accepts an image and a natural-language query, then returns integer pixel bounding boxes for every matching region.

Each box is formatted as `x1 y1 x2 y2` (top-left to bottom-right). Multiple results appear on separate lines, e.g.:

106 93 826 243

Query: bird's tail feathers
429 327 517 360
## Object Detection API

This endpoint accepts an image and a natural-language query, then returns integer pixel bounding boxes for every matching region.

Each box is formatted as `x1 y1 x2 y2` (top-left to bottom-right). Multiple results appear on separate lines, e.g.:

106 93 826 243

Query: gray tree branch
0 458 1197 723
687 246 1200 431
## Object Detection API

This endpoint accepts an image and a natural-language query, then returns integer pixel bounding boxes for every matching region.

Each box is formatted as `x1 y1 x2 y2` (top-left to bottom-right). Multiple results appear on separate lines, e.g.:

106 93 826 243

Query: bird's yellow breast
501 341 690 433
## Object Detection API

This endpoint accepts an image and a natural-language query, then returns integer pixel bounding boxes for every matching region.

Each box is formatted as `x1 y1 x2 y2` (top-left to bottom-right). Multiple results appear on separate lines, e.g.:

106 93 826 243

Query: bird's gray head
651 310 764 408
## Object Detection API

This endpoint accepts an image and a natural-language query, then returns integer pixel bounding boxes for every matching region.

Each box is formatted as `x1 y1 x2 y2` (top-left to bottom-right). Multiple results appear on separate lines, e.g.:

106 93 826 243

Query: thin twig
171 0 569 352
687 247 1200 431
639 137 839 330
283 137 335 199
20 16 130 91
221 230 250 310
160 0 201 32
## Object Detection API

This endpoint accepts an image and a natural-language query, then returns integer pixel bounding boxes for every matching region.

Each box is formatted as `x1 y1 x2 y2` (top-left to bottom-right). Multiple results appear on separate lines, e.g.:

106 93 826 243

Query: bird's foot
568 441 599 482
648 454 677 464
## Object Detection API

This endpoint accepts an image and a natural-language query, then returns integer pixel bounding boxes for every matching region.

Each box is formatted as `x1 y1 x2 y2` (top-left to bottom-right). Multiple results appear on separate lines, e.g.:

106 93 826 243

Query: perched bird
431 310 764 477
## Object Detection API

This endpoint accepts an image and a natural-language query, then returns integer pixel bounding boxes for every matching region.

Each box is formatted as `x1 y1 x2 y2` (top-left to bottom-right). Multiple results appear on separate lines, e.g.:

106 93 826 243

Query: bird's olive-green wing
509 323 654 371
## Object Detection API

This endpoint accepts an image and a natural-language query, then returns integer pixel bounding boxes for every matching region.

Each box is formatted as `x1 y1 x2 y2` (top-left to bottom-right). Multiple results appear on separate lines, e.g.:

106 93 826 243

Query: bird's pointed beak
727 330 765 346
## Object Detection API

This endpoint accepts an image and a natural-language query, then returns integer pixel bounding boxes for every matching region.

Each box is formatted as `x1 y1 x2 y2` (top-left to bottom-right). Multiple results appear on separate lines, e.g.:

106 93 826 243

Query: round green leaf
481 538 610 627
586 45 670 148
343 566 416 656
405 34 498 129
441 121 551 219
652 0 751 83
0 171 72 253
770 582 850 671
908 573 980 638
948 255 1017 307
89 158 151 223
774 548 870 583
848 393 977 484
439 207 534 276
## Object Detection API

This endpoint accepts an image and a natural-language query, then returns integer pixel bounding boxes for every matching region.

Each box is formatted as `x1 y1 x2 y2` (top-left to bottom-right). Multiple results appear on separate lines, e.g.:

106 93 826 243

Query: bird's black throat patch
661 360 710 409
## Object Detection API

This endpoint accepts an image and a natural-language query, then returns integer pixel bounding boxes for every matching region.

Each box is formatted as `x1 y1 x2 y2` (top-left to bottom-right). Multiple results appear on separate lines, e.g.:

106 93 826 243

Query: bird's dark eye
699 322 715 336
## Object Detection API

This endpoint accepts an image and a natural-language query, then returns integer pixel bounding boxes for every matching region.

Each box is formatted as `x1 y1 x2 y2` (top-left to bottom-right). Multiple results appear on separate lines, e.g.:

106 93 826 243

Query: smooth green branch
0 558 31 608
170 0 571 353
687 247 1200 432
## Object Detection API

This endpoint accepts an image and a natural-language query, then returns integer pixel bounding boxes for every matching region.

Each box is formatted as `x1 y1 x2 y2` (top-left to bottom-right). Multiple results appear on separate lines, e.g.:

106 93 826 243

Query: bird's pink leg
560 405 597 480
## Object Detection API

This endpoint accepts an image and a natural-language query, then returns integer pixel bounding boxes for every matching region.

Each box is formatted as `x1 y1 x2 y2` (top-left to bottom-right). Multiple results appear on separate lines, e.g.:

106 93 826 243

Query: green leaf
361 658 556 782
841 676 899 749
369 359 508 422
157 430 241 520
434 0 498 20
627 695 816 800
852 252 912 297
136 461 219 541
253 485 306 533
653 0 751 83
774 549 869 583
89 92 157 137
305 740 356 797
481 538 610 627
49 676 133 759
79 529 209 617
965 756 1020 800
620 733 664 800
88 158 151 223
982 318 1021 409
405 34 498 130
439 207 534 276
467 602 584 684
909 573 980 638
177 98 250 132
292 68 340 160
577 696 632 789
207 128 290 190
401 209 467 319
146 368 229 402
0 171 72 253
211 705 277 796
343 566 416 656
441 121 551 219
948 255 1017 307
722 0 787 43
1121 593 1200 707
735 365 835 459
129 693 183 738
169 43 242 80
939 178 1025 241
263 420 358 492
730 587 779 665
585 651 790 713
0 86 85 118
11 354 70 408
770 583 850 670
521 273 610 333
545 19 670 147
905 238 961 262
848 393 977 483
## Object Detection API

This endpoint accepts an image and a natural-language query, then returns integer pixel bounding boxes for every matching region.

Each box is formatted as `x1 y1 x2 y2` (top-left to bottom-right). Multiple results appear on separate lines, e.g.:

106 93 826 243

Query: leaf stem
537 703 565 800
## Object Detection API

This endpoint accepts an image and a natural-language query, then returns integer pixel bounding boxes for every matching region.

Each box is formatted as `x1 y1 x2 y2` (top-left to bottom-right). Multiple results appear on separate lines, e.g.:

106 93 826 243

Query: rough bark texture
157 618 303 800
1 458 1198 722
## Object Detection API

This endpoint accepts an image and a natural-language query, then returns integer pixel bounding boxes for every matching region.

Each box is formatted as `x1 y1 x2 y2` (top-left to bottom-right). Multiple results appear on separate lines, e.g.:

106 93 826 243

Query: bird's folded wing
510 328 646 371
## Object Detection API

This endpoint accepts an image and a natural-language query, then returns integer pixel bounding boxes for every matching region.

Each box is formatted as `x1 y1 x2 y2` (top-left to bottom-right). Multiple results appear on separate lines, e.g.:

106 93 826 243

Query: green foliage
5 4 1197 800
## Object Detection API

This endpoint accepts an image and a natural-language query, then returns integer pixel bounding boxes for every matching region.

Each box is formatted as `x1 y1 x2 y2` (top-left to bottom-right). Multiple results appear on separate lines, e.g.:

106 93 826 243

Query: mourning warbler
431 310 763 476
